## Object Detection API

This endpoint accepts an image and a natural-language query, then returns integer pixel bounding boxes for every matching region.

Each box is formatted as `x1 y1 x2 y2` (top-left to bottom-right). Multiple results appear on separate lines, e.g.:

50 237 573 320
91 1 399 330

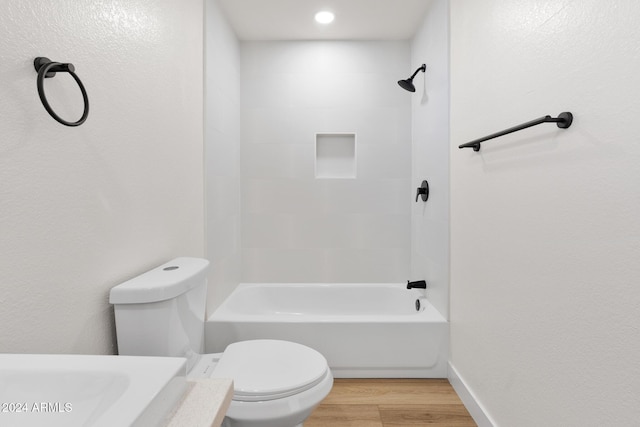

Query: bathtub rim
208 282 446 323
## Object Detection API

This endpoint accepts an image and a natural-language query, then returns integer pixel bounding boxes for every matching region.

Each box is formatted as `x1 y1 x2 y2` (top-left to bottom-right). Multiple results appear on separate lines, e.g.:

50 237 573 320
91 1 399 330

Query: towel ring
34 57 89 127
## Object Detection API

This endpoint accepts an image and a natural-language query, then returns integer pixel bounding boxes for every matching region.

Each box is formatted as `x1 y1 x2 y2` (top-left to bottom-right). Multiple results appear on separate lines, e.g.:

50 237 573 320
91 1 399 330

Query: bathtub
206 283 448 378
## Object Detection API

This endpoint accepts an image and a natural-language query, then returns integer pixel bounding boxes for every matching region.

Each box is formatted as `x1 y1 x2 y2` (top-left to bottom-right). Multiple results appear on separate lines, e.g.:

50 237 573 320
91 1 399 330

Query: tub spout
407 280 427 289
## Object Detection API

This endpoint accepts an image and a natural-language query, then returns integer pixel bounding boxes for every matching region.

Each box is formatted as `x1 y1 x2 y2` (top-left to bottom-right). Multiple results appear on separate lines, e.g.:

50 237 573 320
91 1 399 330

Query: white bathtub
206 283 448 378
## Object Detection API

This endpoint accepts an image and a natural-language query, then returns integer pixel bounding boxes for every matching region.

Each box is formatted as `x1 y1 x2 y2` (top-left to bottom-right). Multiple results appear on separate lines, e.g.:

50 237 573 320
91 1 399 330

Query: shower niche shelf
315 133 356 179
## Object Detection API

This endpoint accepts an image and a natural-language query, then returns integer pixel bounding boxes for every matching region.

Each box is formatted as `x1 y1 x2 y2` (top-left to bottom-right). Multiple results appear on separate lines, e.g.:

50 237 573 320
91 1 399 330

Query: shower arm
408 64 426 80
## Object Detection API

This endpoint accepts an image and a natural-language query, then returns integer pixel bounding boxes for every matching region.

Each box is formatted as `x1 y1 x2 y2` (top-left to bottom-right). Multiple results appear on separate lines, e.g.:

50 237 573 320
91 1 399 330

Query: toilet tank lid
109 257 209 304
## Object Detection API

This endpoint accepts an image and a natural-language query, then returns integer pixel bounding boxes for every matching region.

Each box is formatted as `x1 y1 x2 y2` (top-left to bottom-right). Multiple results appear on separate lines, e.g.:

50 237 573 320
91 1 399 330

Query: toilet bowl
194 340 332 427
109 257 332 427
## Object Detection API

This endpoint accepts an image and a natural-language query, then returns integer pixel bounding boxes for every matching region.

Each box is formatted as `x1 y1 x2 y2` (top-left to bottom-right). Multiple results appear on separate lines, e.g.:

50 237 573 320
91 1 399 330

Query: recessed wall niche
315 133 356 179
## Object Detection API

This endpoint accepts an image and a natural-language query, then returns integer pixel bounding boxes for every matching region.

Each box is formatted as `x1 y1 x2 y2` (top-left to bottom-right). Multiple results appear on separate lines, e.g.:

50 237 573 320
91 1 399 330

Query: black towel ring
34 57 89 127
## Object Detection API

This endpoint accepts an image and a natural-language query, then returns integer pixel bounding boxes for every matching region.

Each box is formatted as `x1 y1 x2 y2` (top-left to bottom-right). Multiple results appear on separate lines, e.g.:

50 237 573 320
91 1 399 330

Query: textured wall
240 41 411 283
0 0 204 354
410 0 450 319
204 0 242 311
450 0 640 425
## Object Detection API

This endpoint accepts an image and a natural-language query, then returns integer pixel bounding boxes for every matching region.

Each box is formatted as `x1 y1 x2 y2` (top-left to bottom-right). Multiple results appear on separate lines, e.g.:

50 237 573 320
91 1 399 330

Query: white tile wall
205 0 242 310
410 0 450 319
241 41 412 283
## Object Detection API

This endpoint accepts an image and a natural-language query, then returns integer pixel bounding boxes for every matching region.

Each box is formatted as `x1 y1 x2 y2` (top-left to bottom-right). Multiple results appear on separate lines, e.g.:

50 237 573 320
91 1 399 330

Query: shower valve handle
415 180 429 202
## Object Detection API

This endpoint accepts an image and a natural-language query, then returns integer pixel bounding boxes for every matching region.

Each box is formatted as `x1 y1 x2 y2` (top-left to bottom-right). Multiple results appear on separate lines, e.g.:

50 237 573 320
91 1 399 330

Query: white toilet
109 257 333 427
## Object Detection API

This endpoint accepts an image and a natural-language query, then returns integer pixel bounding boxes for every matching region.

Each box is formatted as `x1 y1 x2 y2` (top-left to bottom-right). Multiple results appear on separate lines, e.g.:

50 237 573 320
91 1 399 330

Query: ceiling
216 0 433 41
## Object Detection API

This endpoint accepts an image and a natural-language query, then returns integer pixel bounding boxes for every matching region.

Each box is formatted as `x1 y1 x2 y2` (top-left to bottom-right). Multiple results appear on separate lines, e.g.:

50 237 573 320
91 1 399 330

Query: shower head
398 79 416 92
398 64 426 92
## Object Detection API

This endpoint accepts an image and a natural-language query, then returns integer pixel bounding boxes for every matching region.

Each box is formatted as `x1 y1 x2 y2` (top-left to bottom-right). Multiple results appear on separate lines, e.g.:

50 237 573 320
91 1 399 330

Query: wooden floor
305 379 477 427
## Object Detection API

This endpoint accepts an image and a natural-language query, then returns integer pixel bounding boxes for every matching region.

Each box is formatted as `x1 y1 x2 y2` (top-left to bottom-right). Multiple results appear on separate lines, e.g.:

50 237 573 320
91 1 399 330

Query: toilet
109 257 333 427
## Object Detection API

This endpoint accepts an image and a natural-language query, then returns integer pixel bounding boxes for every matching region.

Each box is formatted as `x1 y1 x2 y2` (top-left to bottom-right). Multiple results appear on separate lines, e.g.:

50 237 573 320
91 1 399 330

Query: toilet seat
211 340 329 402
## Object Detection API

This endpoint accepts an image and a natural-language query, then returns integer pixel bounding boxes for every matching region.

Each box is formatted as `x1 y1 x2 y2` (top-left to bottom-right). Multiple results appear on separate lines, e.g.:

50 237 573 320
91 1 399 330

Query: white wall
204 0 242 311
410 0 450 319
0 0 204 354
240 41 412 283
450 1 640 425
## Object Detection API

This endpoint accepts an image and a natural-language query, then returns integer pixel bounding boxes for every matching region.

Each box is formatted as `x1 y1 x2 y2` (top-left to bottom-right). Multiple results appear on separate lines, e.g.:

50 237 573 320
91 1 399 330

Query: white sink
0 354 187 427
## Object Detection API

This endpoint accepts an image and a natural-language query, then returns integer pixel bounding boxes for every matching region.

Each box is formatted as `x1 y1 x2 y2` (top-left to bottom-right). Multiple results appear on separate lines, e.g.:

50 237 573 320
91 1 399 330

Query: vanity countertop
166 378 233 427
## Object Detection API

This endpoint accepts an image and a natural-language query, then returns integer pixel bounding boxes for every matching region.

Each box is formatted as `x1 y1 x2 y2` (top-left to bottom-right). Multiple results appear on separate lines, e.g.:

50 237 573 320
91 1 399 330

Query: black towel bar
458 112 573 152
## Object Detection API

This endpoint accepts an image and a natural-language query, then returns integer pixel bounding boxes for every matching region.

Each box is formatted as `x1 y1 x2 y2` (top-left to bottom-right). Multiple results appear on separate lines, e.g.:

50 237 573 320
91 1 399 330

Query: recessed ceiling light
315 11 335 24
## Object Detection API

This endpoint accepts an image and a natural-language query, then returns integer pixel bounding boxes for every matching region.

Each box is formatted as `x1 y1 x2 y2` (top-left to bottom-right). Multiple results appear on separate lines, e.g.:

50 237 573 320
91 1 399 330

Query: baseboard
448 362 496 427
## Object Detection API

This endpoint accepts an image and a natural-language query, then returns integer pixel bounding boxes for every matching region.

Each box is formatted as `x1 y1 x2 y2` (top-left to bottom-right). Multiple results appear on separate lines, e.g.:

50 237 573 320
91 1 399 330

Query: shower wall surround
205 0 242 311
240 41 412 283
410 0 450 320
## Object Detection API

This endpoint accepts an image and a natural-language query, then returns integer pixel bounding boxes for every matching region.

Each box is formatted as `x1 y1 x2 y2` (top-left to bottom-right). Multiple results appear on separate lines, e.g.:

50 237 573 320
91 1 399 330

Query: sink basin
0 354 187 427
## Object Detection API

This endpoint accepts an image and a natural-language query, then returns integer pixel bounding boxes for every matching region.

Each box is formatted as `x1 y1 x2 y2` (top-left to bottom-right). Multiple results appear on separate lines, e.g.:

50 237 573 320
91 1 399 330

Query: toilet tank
109 257 209 372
